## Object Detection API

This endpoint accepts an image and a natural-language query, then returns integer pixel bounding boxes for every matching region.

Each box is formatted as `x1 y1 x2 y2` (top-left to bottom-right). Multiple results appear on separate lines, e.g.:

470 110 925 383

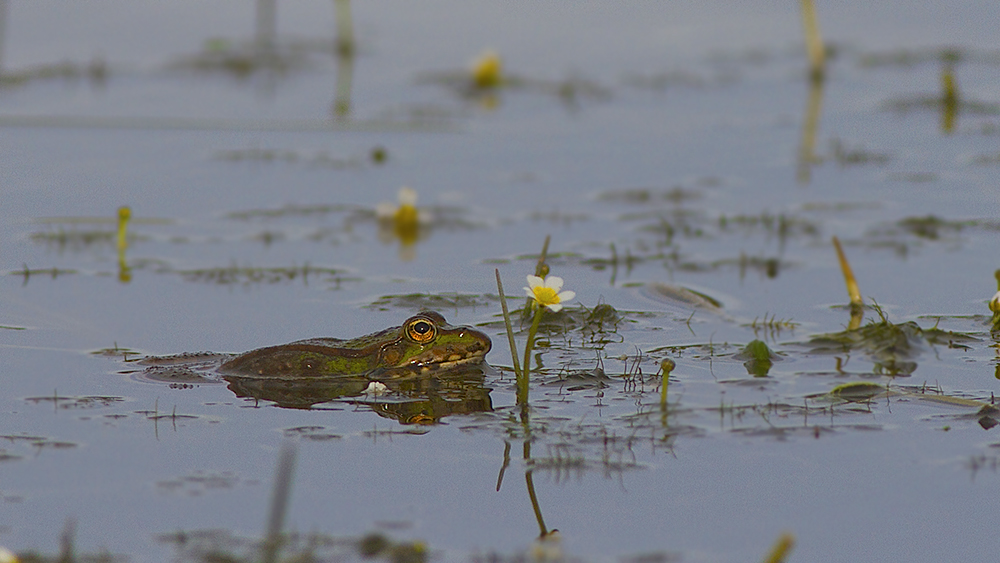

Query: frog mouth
408 338 491 372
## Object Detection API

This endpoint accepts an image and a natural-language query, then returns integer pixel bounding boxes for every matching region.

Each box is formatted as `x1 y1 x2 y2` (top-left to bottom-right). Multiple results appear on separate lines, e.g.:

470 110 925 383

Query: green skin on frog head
218 311 491 377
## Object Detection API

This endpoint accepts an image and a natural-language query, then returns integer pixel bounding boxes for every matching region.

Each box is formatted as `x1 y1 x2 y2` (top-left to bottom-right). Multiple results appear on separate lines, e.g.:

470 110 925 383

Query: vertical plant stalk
832 236 863 329
761 532 795 563
800 0 825 81
796 70 824 185
117 206 131 283
519 304 545 406
940 64 958 134
334 0 355 56
659 359 675 410
990 270 1000 331
535 235 551 277
262 442 297 563
495 269 522 378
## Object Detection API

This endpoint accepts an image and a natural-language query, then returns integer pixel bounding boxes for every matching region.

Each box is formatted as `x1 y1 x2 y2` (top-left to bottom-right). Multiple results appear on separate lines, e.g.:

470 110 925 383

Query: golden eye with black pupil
406 318 436 343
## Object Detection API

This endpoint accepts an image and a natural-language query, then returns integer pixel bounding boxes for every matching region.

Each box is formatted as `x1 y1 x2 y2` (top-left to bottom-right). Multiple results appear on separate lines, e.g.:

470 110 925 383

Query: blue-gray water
2 1 1000 561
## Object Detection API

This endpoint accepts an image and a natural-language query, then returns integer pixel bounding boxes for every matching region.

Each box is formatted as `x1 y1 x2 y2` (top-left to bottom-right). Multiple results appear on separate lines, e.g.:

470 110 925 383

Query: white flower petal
363 381 388 395
556 290 575 303
544 276 564 292
398 186 418 206
526 275 544 288
545 303 564 312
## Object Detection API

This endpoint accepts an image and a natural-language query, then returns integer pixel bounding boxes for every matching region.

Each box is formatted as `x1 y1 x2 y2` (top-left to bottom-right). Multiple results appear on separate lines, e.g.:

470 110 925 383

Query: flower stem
518 304 544 406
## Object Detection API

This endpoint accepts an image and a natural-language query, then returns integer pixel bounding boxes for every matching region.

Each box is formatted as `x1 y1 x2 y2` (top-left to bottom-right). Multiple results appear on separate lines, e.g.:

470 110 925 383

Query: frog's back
218 333 391 377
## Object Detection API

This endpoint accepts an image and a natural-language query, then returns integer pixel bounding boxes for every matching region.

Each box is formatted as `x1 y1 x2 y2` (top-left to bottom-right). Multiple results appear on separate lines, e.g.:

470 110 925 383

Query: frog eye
406 318 437 343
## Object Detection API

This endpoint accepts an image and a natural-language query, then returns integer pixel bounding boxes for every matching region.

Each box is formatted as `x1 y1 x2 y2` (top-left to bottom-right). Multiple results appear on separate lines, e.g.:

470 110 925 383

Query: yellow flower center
532 286 560 306
472 52 502 89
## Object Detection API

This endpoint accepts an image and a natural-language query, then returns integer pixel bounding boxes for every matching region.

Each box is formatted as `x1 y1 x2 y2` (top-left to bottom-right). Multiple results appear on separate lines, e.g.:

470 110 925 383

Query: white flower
363 381 388 396
376 186 426 225
990 290 1000 314
397 186 418 207
524 275 575 312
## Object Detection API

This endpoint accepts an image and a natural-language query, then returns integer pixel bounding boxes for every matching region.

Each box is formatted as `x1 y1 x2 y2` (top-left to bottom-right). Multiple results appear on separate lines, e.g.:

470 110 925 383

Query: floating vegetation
91 344 140 359
733 339 781 377
641 283 725 313
717 212 820 239
743 314 799 339
283 426 343 441
29 229 117 250
227 203 359 220
798 201 882 213
214 145 388 168
365 292 498 312
12 520 123 563
827 381 887 402
882 91 1000 116
597 186 703 204
158 528 429 563
857 46 1000 68
0 58 108 87
621 68 737 91
29 210 167 254
176 264 356 287
157 470 244 496
798 308 978 375
867 215 1000 243
24 395 124 410
418 50 610 108
167 38 315 78
828 138 892 166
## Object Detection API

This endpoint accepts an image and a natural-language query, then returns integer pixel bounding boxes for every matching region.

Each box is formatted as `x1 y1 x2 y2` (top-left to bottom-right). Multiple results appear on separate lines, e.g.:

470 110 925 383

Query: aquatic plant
524 275 575 314
735 339 780 377
799 0 825 81
990 269 1000 332
801 304 977 376
762 532 795 563
471 50 503 89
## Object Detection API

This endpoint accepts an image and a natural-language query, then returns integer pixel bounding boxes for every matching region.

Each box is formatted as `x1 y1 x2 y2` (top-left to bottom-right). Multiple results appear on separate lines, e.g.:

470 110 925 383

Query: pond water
2 1 1000 561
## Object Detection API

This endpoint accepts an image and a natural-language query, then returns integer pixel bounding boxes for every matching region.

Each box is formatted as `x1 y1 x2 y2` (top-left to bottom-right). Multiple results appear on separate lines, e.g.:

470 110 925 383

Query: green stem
495 269 522 378
518 304 544 406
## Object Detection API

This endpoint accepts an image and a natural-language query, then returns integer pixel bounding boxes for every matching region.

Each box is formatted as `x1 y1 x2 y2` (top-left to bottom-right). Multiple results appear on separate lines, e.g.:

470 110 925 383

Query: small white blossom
524 275 575 312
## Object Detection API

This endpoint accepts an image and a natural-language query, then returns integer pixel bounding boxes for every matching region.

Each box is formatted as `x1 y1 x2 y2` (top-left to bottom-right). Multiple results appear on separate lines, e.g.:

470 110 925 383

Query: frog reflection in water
218 311 491 378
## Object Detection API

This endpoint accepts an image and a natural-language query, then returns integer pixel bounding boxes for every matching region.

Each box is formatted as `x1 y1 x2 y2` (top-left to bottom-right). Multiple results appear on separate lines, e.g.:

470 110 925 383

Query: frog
216 311 491 378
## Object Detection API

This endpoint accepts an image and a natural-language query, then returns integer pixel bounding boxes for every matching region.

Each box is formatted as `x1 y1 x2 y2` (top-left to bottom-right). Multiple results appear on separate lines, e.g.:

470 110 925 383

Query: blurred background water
1 1 1000 561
